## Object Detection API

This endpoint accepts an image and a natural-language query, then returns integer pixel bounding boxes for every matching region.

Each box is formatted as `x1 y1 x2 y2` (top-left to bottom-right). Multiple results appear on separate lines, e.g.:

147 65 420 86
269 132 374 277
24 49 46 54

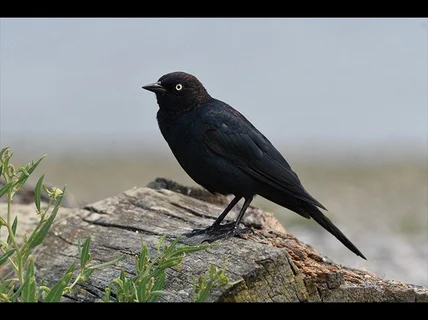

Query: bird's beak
142 81 166 94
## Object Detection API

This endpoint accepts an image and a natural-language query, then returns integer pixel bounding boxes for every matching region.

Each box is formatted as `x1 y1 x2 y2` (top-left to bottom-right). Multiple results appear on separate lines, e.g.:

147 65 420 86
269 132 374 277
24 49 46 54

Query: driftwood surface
3 178 428 302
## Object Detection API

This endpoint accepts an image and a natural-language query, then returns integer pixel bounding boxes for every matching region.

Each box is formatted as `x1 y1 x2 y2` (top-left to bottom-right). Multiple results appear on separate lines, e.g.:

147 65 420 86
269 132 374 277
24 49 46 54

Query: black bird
142 71 366 259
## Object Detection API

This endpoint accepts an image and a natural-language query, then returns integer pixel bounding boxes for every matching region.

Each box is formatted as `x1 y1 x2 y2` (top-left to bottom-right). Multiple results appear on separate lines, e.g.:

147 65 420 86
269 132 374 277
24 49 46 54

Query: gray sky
0 18 426 157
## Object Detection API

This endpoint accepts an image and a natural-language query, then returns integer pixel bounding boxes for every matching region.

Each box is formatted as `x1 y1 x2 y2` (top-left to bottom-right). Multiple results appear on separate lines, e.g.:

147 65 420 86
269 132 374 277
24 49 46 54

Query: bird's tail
300 202 366 260
261 189 367 259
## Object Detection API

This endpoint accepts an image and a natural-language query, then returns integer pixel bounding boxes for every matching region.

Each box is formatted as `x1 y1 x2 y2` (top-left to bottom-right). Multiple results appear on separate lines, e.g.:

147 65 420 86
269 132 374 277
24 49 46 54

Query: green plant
101 234 210 302
192 264 233 302
0 147 121 302
0 147 232 302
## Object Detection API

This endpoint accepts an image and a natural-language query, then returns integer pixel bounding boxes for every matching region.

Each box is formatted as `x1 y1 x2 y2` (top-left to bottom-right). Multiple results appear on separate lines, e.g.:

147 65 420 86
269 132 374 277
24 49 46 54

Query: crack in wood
259 262 276 302
63 294 79 301
83 205 108 215
75 282 103 299
153 206 200 224
170 202 218 220
101 243 137 255
82 218 164 236
55 234 79 247
316 284 324 301
285 255 299 277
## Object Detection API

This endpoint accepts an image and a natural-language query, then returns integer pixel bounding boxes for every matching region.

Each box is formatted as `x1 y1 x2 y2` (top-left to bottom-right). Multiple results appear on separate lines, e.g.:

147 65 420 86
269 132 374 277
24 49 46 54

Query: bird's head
142 71 211 112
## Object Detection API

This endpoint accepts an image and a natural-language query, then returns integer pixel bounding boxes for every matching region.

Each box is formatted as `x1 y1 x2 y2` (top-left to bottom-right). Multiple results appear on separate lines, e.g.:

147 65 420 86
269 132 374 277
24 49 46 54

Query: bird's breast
156 111 257 196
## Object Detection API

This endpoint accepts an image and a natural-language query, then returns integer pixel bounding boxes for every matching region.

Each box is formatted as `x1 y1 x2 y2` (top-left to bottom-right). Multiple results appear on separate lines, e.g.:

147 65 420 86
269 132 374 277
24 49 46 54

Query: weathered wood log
3 178 428 302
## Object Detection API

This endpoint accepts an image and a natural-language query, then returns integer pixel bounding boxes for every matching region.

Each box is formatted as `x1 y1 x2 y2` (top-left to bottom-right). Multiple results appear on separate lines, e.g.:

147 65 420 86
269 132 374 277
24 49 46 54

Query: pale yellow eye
175 84 183 91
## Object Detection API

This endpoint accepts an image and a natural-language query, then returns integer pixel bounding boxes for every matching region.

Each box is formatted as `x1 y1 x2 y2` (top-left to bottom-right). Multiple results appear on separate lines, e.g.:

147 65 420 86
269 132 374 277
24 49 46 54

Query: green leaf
0 147 9 161
34 174 45 213
0 164 3 176
209 264 215 278
162 236 180 257
136 276 150 302
86 254 124 270
20 259 37 302
136 243 148 274
7 216 18 245
113 270 127 302
156 257 183 271
0 279 13 293
193 272 211 302
23 185 66 261
147 290 168 302
148 257 183 280
195 283 211 302
116 270 132 302
1 153 11 174
151 271 166 292
157 234 167 253
42 184 50 196
101 284 113 302
27 155 46 175
0 181 13 198
13 170 30 192
13 155 45 191
81 268 94 282
119 269 126 282
79 237 91 269
146 272 167 302
0 248 16 266
43 263 75 302
169 243 209 258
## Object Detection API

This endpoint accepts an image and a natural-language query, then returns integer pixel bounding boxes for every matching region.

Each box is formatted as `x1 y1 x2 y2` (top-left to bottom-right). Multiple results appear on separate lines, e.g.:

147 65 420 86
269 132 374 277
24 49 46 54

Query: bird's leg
210 196 242 230
232 196 253 232
187 196 241 236
191 196 253 242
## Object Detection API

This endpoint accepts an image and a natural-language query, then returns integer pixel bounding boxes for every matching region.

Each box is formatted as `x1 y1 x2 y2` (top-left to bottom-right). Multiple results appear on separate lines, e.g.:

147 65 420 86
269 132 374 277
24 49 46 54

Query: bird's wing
203 108 326 210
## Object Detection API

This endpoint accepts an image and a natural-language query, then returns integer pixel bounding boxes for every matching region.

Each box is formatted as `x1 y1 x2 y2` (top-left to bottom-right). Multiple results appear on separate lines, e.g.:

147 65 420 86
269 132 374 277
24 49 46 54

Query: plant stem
6 190 23 283
67 273 83 293
25 197 54 242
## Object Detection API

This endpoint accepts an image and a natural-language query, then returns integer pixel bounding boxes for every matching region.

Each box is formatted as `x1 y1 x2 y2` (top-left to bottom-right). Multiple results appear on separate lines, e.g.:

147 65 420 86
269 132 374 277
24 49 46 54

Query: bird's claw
188 221 232 234
183 222 250 243
201 228 236 243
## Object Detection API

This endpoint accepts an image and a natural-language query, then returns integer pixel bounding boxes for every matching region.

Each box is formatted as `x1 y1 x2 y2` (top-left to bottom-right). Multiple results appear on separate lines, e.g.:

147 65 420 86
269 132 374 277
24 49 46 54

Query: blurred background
0 18 427 286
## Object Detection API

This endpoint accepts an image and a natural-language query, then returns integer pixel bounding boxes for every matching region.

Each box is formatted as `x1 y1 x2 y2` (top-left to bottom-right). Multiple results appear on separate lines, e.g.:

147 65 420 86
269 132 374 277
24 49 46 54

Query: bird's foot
187 221 234 235
183 222 250 243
